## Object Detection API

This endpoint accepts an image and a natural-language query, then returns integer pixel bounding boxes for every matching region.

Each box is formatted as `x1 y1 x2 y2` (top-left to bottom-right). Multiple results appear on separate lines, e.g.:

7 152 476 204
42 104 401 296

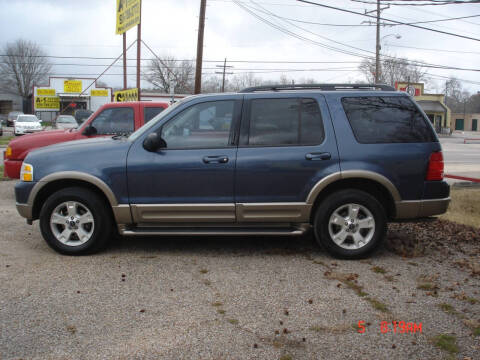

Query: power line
352 0 480 5
297 0 480 42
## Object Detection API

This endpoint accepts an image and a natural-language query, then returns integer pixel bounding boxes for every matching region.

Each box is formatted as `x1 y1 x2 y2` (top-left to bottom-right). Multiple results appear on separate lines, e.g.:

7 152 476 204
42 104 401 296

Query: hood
7 129 77 159
26 137 133 181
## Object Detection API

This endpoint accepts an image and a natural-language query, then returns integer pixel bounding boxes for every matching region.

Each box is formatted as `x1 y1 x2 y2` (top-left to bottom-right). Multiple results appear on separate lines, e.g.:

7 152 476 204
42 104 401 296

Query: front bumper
3 159 22 179
15 181 37 220
16 203 32 219
14 128 42 135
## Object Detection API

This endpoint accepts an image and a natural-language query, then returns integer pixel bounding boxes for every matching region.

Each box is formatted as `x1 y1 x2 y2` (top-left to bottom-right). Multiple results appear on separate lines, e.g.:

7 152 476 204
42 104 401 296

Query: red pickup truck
4 101 168 179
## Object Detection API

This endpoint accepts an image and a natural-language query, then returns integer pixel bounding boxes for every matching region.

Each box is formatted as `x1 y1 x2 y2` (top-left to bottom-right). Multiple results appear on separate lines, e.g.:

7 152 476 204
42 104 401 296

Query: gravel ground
0 181 479 360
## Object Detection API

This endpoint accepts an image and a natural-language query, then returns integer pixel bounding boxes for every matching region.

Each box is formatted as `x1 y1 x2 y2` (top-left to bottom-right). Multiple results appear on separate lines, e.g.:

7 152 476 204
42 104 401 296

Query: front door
126 97 242 224
472 119 478 131
235 94 340 222
455 118 464 130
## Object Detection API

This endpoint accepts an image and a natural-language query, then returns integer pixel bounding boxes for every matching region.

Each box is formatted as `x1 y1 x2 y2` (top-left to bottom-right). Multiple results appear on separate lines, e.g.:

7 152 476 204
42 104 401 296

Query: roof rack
239 83 396 93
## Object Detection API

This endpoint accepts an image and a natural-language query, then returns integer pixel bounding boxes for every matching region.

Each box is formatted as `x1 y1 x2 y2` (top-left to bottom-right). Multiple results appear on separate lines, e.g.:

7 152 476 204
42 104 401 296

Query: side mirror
82 125 97 136
143 132 167 152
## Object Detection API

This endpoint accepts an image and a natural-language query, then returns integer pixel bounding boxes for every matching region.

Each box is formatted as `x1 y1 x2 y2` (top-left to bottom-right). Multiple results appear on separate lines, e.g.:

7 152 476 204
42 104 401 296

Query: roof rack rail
239 83 396 93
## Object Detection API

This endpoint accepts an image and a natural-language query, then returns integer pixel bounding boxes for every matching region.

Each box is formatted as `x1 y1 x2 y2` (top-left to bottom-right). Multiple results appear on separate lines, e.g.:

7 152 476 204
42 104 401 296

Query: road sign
91 89 109 97
114 88 138 102
36 88 55 96
116 0 141 34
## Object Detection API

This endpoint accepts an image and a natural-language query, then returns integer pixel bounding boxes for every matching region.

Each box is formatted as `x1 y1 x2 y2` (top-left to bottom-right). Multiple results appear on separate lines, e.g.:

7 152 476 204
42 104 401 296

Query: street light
376 34 401 83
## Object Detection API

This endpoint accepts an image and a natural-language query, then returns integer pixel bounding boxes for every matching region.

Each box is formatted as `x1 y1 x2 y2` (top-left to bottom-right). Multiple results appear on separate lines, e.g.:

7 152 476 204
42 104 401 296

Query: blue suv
15 84 450 258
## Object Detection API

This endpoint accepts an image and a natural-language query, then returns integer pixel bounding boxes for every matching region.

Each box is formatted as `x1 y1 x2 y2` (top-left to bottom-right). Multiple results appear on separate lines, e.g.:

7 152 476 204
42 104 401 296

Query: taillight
426 151 444 181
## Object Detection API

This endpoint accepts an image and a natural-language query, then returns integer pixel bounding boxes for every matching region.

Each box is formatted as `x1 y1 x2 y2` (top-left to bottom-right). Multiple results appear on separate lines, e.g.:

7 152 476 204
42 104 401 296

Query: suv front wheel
39 187 112 255
314 189 387 259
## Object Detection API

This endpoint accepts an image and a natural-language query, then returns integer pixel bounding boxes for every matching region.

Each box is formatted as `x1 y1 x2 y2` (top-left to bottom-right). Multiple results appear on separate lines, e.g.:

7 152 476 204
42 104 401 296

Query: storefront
395 82 451 134
33 77 112 122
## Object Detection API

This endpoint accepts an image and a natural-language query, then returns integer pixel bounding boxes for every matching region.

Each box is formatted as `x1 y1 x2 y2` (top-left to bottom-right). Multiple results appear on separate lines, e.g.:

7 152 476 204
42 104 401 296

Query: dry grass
439 187 480 228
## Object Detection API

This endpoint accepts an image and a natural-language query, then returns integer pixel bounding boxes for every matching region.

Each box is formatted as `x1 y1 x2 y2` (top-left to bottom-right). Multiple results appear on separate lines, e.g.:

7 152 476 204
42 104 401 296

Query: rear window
341 96 436 143
248 98 324 146
144 107 165 123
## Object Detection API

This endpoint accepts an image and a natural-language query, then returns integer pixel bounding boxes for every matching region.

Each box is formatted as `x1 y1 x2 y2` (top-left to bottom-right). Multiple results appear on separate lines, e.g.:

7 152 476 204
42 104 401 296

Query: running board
119 224 310 236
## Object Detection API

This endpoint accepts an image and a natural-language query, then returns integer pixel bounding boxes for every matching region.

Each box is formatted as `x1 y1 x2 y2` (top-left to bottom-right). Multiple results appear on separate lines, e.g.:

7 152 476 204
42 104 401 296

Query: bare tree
227 72 262 92
144 55 194 94
359 54 427 86
0 39 52 99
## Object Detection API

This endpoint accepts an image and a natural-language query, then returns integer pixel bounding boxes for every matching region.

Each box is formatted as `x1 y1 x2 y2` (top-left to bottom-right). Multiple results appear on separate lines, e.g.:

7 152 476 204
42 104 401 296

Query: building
33 77 112 122
451 113 479 132
395 82 451 134
0 91 23 115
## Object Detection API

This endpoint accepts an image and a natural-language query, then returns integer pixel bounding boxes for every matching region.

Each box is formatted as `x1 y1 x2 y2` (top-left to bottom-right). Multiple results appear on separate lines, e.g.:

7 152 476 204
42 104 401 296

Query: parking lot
1 179 479 359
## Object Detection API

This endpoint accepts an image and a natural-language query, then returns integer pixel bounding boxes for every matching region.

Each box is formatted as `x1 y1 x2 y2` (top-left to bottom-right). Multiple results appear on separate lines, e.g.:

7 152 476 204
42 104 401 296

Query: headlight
5 146 12 158
20 163 33 182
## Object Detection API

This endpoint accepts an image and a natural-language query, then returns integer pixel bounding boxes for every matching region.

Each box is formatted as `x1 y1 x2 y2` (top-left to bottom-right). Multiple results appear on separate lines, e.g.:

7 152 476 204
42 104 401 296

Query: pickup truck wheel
313 189 387 259
39 187 112 255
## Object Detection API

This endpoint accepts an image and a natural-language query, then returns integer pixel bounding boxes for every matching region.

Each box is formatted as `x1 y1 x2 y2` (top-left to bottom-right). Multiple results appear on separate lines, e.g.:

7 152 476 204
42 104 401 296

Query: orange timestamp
358 321 422 334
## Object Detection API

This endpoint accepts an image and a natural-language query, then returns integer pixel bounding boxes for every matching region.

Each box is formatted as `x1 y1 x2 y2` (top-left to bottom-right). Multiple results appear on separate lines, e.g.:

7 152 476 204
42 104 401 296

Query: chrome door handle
203 155 229 164
305 152 331 161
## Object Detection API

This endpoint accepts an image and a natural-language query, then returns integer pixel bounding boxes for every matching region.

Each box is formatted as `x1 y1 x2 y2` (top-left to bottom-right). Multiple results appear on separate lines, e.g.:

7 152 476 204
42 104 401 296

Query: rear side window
144 107 165 123
341 96 436 143
248 98 324 146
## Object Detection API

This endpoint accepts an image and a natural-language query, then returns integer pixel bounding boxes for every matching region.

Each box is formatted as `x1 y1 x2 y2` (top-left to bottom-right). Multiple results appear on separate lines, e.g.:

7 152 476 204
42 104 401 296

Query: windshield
128 98 190 141
17 115 39 123
57 116 76 123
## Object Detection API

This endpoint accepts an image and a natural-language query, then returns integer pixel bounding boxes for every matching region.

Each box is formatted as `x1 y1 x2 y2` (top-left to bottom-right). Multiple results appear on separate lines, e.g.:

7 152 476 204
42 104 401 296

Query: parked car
54 115 78 130
4 102 168 178
74 109 94 125
14 114 43 136
7 111 24 127
14 84 450 258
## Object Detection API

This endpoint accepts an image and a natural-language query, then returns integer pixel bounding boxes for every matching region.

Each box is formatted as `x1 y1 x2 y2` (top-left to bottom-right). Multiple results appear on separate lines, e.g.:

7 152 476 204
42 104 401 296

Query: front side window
341 96 436 143
90 107 134 135
248 98 324 146
160 100 234 149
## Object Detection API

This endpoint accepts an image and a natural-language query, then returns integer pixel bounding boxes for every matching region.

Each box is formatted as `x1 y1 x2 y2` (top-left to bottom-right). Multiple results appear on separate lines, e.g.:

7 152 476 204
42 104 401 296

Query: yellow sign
35 96 60 110
114 88 138 102
116 0 141 35
37 88 55 96
64 80 82 93
91 89 109 97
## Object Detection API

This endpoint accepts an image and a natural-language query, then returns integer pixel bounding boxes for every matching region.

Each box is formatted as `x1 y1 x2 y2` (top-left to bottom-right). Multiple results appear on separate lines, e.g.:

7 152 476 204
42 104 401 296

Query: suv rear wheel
39 187 112 255
313 189 387 259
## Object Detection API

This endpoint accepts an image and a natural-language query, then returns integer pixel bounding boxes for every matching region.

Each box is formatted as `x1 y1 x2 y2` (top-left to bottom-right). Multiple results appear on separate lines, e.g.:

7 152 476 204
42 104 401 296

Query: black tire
39 187 112 255
313 189 387 259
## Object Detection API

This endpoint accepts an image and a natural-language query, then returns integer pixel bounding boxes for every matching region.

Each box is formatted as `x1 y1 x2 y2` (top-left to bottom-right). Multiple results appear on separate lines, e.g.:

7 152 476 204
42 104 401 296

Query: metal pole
194 0 207 94
221 58 226 92
123 33 127 90
136 0 142 100
375 0 380 84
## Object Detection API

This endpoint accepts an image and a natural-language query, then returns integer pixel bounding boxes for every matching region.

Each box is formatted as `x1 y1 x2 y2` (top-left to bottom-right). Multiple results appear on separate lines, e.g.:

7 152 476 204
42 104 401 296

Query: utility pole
123 33 127 89
375 0 380 84
215 58 233 92
194 0 207 94
364 1 389 84
136 0 142 100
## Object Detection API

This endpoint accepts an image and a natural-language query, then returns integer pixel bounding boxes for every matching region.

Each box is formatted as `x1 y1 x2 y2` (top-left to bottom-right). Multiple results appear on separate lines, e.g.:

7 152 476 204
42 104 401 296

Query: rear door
235 93 340 221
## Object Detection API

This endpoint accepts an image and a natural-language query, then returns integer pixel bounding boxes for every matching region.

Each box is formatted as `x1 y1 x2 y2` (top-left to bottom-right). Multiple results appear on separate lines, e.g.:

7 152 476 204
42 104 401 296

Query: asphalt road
1 180 479 359
440 132 480 182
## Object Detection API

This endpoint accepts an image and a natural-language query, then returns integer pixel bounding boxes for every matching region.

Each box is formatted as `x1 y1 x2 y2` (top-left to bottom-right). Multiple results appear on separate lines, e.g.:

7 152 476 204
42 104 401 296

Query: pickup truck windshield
128 98 188 141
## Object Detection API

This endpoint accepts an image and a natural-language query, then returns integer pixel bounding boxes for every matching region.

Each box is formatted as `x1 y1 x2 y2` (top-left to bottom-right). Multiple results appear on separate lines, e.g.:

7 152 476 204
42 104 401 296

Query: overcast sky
1 0 479 92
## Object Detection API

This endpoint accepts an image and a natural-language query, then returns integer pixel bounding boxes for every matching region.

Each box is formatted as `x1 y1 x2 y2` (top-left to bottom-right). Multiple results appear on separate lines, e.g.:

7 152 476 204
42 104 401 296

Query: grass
366 297 389 313
438 303 456 314
432 334 458 355
0 135 13 146
372 266 386 274
473 327 480 337
279 355 292 360
217 309 225 315
199 268 208 274
439 187 480 228
0 165 12 181
212 301 223 307
417 283 436 291
227 318 239 325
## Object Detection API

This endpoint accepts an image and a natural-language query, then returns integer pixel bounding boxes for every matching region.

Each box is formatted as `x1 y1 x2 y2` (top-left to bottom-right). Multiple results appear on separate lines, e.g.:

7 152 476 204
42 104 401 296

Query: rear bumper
3 159 22 179
395 197 451 219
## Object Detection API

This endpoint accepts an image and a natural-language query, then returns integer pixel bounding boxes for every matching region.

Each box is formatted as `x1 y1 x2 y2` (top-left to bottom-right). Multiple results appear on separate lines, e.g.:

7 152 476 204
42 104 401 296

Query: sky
0 0 479 93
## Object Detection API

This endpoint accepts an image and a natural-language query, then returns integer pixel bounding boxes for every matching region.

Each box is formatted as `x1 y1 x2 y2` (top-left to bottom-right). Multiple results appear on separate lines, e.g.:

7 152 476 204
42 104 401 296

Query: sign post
116 0 141 91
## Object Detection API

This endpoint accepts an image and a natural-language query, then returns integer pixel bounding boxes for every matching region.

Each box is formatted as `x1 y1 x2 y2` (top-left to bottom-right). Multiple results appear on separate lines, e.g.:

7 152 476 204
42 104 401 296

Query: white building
33 77 112 122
